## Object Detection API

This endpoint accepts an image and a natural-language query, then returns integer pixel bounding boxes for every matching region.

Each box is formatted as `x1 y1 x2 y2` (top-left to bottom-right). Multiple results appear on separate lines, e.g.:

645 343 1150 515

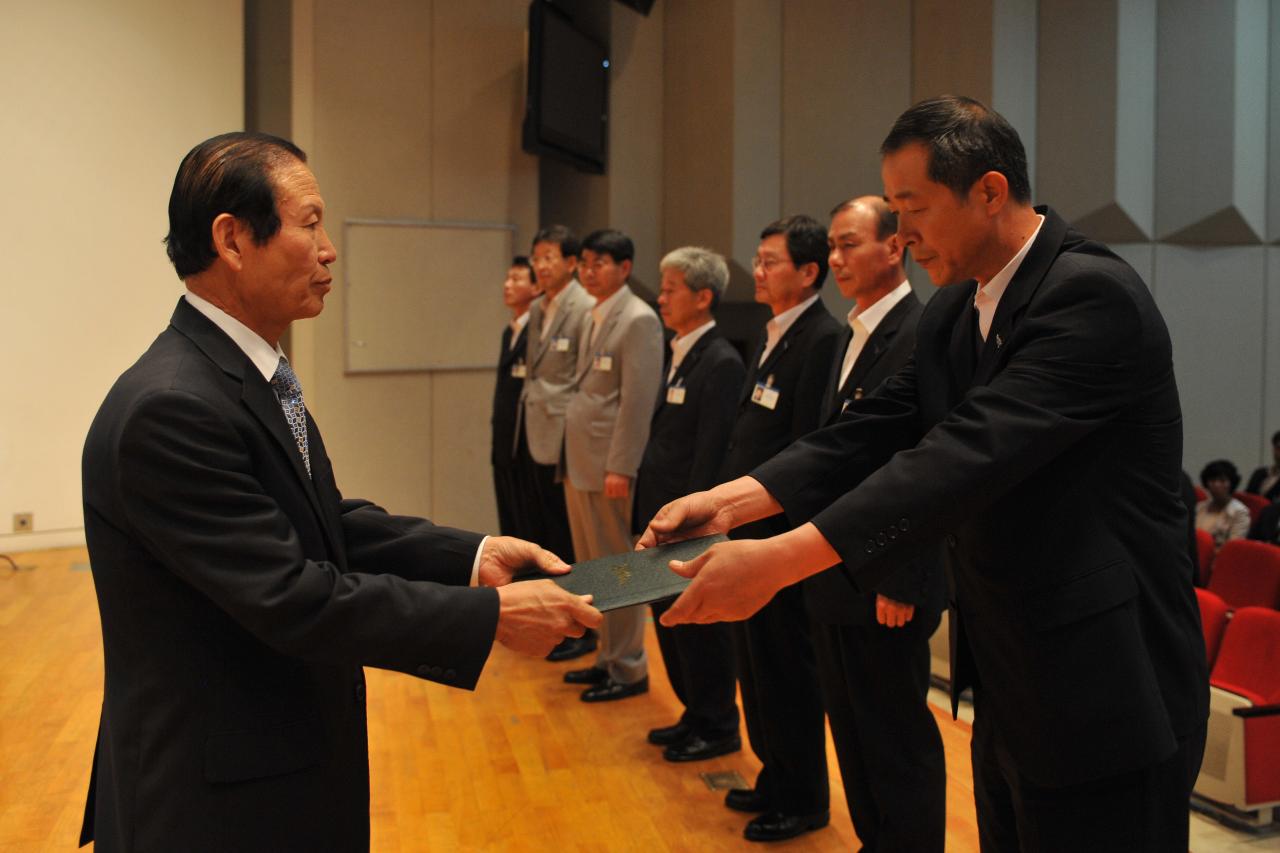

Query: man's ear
884 233 904 266
975 171 1009 215
210 213 246 272
619 258 633 280
695 287 714 312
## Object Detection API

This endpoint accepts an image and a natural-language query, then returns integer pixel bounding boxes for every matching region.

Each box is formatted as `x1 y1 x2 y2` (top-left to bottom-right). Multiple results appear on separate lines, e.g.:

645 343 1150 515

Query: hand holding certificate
521 534 727 612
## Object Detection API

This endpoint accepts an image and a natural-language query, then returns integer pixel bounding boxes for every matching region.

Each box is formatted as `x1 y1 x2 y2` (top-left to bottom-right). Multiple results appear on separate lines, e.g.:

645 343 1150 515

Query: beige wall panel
663 0 735 266
609 4 665 294
911 0 993 104
431 372 501 531
729 0 782 275
1 0 242 550
780 1 912 224
312 0 433 220
432 0 539 240
1155 0 1267 243
1038 0 1156 242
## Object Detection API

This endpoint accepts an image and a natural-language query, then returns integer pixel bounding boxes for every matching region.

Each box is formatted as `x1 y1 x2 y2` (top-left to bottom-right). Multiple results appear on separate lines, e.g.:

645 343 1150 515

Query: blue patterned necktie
271 357 311 477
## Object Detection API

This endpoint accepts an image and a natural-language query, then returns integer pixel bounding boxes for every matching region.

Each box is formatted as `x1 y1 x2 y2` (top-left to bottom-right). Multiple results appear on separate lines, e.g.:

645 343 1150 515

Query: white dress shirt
838 280 913 390
759 292 820 366
509 310 531 349
184 290 486 585
668 319 716 382
588 284 628 349
974 214 1045 340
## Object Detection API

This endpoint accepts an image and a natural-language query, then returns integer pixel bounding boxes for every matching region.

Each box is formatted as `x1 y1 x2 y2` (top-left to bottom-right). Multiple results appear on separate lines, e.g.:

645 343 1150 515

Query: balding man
79 132 599 852
810 196 945 851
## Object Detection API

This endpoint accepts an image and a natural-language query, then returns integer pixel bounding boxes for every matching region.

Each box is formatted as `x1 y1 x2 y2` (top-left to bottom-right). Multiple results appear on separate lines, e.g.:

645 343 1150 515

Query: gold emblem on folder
611 564 632 586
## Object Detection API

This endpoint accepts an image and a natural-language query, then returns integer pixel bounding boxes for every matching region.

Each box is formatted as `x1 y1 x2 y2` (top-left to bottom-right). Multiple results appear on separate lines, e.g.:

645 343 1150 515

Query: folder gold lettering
522 534 726 612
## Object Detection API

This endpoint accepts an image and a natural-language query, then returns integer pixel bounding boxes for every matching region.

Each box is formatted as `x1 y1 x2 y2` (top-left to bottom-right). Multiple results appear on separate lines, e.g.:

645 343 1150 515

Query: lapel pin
995 333 1004 348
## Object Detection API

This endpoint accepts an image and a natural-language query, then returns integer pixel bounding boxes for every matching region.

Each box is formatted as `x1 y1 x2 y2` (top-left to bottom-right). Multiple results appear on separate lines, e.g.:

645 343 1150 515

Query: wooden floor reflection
0 547 983 850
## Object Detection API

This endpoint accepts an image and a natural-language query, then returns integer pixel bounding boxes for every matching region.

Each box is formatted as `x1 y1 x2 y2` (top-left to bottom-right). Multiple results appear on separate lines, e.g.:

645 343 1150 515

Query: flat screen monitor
522 0 608 174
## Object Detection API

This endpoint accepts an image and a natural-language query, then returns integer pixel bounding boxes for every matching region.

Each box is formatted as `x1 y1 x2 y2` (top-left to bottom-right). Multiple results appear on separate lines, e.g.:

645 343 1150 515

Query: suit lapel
972 207 1066 386
656 328 715 417
822 327 853 423
947 282 980 397
170 299 337 549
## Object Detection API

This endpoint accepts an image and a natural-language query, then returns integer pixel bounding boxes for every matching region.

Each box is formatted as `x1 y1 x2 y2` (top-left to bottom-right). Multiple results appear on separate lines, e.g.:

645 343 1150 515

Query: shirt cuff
470 535 488 587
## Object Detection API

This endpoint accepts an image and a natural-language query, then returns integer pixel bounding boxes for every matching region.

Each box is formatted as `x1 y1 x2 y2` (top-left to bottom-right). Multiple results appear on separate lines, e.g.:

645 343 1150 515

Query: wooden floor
1 547 981 851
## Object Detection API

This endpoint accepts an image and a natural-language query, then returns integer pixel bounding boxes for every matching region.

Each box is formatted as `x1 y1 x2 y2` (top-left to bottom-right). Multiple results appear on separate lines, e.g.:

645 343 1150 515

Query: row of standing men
488 202 946 847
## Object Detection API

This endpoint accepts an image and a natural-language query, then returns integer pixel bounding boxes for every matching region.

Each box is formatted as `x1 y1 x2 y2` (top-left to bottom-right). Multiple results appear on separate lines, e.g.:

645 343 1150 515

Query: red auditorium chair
1194 607 1280 826
1196 588 1231 669
1235 491 1271 524
1196 528 1216 585
1195 485 1207 502
1207 539 1280 610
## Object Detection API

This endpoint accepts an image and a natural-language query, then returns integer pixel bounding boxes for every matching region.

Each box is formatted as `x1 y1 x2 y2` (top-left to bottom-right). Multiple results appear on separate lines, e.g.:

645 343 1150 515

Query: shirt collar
670 319 715 366
975 214 1045 310
511 311 531 336
591 284 629 325
768 291 820 336
184 291 284 381
848 280 912 336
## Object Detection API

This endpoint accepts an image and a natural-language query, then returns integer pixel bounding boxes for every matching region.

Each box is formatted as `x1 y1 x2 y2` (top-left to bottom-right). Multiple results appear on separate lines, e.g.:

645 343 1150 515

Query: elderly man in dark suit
716 215 843 843
633 246 745 761
491 255 539 539
642 97 1207 853
79 132 600 853
811 195 945 851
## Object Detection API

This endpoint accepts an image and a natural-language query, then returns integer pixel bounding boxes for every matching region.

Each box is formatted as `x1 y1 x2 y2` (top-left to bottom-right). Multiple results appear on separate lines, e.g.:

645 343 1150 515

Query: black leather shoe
663 733 741 762
647 721 691 746
563 666 607 685
724 788 769 813
546 631 597 662
743 810 830 842
580 676 649 702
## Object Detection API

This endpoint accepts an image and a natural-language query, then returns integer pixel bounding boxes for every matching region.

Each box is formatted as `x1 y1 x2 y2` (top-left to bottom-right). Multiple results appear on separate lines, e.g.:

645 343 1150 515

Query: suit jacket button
946 534 957 548
898 518 910 531
355 683 366 702
430 666 443 678
865 541 876 554
887 528 898 540
877 533 887 546
445 668 457 680
416 665 431 677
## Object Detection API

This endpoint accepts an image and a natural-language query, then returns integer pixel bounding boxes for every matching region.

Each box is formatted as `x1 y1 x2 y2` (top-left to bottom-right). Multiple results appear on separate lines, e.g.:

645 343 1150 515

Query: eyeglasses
751 256 793 272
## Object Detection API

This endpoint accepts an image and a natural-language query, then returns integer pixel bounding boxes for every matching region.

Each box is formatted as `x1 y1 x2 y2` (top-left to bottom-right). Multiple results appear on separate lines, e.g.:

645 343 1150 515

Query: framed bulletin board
342 218 517 373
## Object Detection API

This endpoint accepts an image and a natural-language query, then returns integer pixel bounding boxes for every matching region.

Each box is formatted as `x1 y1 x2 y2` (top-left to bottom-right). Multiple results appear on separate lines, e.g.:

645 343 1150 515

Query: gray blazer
522 280 594 466
563 285 664 492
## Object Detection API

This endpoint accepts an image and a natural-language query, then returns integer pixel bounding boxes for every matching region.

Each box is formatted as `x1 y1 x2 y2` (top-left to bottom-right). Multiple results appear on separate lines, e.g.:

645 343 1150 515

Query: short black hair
165 132 307 279
760 214 828 290
531 225 580 259
582 229 634 264
1200 459 1241 493
510 255 534 276
881 95 1032 204
1271 430 1280 446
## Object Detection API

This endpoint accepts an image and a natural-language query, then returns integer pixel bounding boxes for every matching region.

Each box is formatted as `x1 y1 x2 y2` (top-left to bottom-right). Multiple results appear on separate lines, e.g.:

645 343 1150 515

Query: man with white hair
634 246 745 761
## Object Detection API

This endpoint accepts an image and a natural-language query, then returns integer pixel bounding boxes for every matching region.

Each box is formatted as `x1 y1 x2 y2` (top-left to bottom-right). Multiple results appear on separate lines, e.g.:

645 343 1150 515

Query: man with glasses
717 215 843 842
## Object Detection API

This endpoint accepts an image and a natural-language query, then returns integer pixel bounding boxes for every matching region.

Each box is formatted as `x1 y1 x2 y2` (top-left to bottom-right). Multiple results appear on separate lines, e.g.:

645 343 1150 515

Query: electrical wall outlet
13 512 33 533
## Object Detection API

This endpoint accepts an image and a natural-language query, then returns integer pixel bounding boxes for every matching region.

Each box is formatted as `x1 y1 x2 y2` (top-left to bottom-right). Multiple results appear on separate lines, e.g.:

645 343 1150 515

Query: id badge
511 362 528 378
593 354 614 372
553 336 571 352
752 382 780 410
666 385 686 405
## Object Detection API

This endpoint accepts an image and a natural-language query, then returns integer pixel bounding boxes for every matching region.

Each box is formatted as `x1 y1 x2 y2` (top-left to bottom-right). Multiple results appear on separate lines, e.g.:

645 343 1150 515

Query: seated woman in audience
1244 430 1280 501
1196 459 1252 550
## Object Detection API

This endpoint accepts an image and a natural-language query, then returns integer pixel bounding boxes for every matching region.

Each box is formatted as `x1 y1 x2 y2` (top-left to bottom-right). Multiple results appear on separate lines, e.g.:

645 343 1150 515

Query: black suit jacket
1245 466 1280 501
491 322 528 466
80 299 500 852
720 298 843 540
634 328 746 530
804 292 944 624
755 208 1208 787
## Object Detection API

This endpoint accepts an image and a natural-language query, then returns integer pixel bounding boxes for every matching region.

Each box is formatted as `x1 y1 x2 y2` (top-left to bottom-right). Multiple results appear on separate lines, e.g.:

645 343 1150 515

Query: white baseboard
0 528 87 553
